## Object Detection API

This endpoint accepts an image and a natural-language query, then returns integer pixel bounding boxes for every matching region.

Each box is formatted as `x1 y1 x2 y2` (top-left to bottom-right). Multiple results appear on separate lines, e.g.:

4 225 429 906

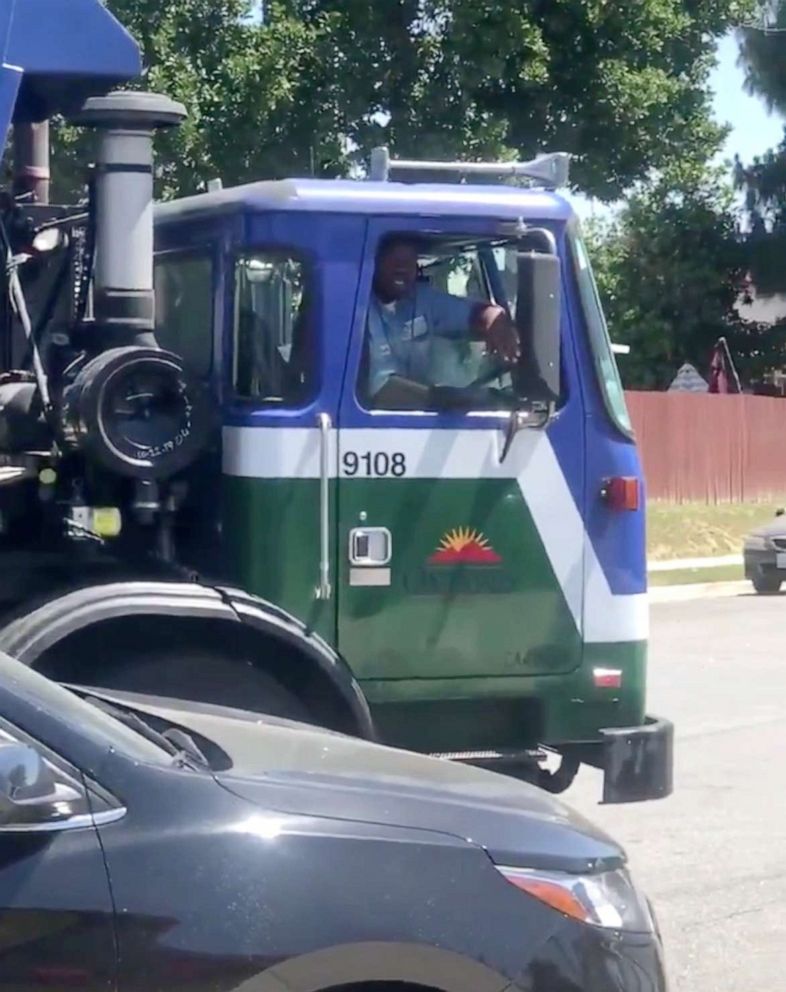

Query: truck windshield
569 226 633 437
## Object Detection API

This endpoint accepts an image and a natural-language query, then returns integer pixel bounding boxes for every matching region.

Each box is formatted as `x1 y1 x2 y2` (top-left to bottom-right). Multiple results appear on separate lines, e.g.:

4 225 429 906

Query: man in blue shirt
366 235 520 403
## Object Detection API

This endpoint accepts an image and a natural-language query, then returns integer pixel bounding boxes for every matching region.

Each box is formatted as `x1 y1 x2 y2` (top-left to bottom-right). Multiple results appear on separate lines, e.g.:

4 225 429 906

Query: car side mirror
0 741 82 828
776 508 784 517
514 242 561 405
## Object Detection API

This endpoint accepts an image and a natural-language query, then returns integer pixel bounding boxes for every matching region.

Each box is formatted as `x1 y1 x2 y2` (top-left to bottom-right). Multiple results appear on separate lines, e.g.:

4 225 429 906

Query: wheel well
33 614 361 735
258 942 505 992
323 985 444 992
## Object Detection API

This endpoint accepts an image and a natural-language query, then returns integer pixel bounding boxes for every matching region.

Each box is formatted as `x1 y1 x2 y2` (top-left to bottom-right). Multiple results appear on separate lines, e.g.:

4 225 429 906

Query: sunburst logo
428 527 502 565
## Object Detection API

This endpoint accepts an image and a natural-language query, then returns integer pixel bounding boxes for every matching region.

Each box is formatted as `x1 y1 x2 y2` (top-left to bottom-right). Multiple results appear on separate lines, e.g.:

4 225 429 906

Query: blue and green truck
0 0 671 803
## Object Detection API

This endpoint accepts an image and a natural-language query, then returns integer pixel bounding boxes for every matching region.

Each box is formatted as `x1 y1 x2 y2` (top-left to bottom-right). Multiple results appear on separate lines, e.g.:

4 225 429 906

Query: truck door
221 212 366 644
336 218 585 687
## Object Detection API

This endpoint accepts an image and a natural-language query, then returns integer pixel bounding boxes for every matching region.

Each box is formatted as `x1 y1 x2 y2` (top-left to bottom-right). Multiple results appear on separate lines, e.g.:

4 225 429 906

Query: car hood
747 517 786 540
85 687 625 873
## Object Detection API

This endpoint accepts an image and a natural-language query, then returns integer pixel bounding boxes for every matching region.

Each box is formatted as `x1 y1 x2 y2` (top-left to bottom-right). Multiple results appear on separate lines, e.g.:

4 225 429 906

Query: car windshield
0 651 173 765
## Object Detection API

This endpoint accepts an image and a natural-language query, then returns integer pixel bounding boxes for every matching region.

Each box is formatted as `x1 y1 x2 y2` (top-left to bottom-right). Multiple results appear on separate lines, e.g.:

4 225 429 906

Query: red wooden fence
625 391 786 503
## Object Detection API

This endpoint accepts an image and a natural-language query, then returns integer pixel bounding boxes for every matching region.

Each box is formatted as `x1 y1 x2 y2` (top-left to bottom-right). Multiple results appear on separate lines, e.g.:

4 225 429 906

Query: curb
649 580 749 604
648 554 742 573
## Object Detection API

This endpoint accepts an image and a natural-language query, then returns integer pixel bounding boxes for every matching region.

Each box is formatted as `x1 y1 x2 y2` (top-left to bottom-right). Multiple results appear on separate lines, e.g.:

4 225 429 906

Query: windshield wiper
85 696 209 770
161 726 210 769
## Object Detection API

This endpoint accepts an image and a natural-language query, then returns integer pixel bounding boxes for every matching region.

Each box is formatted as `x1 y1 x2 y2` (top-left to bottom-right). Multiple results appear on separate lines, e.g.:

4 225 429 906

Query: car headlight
496 865 655 933
744 536 769 551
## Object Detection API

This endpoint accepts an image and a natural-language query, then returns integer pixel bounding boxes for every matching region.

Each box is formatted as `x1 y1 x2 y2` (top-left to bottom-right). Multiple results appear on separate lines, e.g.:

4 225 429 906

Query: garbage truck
0 0 672 803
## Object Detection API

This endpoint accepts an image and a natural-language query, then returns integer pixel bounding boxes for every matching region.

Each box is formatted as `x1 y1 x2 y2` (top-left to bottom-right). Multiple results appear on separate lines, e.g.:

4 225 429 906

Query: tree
739 2 786 112
586 162 784 389
736 4 786 298
52 0 755 201
294 0 755 198
51 0 328 200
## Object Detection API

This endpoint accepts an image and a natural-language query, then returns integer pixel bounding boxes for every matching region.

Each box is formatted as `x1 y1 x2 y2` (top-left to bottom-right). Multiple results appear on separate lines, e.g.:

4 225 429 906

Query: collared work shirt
366 285 479 394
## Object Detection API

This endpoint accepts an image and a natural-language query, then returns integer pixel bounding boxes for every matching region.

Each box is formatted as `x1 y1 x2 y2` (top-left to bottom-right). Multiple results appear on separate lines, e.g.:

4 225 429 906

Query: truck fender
0 580 375 741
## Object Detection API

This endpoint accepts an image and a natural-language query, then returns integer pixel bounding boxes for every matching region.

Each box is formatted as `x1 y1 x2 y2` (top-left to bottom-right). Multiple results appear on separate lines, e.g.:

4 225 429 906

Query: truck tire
752 574 782 595
75 647 311 723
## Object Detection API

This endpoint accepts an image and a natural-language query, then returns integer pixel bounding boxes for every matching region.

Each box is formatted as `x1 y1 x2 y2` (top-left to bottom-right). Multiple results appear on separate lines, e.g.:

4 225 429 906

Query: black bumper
515 917 669 992
744 548 786 578
600 715 673 804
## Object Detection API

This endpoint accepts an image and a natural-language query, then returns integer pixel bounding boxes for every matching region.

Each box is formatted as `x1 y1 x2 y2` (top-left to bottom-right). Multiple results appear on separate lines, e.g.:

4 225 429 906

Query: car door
0 720 117 992
336 217 585 686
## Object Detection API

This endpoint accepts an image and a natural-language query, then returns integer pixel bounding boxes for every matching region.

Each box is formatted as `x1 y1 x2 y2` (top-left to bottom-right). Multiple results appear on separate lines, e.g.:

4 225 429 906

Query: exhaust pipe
59 91 212 482
12 121 51 204
74 91 186 347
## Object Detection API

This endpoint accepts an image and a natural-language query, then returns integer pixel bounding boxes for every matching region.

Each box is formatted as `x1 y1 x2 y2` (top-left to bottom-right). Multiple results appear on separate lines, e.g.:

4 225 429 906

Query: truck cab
150 171 667 799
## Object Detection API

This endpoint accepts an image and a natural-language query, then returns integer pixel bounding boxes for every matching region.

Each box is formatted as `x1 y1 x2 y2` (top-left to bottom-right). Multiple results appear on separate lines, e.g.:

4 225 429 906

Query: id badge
404 315 429 341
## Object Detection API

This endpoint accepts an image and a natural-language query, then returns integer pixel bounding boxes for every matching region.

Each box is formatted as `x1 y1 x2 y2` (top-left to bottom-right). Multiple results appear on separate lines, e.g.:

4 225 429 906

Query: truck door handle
349 527 392 565
315 412 332 600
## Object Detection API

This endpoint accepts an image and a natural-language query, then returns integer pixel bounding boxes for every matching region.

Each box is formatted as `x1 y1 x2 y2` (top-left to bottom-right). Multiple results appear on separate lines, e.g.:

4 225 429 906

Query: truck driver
365 235 520 405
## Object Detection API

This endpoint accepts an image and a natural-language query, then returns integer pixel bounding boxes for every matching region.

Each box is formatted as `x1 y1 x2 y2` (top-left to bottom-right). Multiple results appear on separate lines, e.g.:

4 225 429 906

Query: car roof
154 177 575 225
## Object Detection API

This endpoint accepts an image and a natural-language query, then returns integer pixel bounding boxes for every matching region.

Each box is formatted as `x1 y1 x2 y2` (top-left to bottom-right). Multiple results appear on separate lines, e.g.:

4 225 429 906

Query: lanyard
372 292 421 379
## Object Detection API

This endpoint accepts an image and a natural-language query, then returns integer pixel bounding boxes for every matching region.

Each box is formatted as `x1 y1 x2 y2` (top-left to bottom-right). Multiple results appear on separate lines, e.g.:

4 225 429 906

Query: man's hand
472 304 521 364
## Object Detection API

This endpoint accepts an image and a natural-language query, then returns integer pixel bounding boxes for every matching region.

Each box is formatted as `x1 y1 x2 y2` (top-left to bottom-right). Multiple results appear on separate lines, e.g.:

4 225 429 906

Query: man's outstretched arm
423 286 520 365
471 303 520 364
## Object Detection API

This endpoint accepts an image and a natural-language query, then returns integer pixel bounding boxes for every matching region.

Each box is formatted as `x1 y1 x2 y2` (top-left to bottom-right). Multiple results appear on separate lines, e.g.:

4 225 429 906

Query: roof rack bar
369 146 570 188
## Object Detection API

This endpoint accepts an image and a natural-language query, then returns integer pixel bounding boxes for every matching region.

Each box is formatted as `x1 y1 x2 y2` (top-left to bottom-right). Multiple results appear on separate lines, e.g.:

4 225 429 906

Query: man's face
374 241 419 302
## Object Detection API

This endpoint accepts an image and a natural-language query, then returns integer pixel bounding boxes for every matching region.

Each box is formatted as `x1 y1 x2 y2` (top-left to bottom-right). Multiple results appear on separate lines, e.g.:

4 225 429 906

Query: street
568 593 786 991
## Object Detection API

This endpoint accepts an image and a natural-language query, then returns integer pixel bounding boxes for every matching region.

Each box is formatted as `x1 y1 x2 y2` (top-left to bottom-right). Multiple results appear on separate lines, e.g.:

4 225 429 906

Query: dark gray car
0 650 668 992
744 509 786 593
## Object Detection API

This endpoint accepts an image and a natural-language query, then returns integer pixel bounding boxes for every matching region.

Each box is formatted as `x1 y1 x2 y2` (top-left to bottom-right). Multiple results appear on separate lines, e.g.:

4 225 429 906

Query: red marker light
602 476 639 511
594 667 622 689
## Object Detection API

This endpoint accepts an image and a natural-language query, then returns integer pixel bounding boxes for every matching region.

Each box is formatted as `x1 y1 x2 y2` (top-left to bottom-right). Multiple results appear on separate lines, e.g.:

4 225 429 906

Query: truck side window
359 234 518 411
153 252 213 376
233 251 315 404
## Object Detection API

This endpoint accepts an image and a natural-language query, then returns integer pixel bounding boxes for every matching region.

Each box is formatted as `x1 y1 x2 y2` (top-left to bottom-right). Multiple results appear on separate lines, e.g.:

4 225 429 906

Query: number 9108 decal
342 451 407 477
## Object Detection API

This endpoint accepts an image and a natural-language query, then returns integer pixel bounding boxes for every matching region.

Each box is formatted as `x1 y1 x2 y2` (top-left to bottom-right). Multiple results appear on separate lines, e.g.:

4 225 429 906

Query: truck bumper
600 715 673 804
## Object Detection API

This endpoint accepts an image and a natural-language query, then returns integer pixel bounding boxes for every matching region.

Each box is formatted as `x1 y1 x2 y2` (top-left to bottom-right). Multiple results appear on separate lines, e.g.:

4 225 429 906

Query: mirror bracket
499 401 554 463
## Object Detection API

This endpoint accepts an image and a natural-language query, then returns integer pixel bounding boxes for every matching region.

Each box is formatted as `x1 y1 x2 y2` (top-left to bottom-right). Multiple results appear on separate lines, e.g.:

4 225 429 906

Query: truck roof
154 177 575 225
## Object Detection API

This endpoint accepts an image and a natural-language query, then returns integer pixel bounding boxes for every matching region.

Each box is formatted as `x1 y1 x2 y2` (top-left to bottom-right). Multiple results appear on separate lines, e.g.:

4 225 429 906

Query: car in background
744 508 786 594
0 649 667 992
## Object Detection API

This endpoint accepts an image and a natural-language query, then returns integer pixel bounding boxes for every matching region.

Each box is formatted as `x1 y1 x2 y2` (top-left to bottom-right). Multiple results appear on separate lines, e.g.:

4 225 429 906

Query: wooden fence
625 391 786 503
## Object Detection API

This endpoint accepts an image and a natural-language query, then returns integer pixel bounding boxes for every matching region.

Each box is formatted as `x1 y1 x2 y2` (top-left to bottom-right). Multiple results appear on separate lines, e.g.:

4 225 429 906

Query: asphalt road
567 592 786 992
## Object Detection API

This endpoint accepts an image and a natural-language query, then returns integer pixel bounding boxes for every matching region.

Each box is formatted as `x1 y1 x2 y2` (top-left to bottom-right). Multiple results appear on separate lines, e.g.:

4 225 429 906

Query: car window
0 719 95 828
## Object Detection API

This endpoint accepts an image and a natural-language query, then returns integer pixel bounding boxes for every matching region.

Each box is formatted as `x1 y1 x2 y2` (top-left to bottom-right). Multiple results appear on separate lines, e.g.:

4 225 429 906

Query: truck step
430 748 546 765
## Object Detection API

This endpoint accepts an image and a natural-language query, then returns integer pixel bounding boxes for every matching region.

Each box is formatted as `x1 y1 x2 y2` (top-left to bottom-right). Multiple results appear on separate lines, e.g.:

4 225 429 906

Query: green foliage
739 2 786 114
293 0 745 198
736 5 786 301
586 163 785 389
736 145 786 297
52 0 328 200
51 0 754 201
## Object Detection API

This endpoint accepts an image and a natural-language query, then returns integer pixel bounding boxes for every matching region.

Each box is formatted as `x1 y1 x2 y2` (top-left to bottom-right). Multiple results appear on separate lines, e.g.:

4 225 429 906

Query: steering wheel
429 359 515 412
466 357 514 389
